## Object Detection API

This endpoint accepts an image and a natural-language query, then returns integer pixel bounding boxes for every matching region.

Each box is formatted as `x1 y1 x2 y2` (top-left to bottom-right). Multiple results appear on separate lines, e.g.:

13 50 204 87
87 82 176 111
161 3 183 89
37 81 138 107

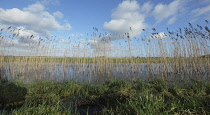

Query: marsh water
0 62 209 84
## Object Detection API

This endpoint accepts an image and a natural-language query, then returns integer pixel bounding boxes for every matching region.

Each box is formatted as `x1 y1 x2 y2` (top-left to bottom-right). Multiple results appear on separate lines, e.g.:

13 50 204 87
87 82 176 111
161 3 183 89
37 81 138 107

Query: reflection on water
0 62 209 83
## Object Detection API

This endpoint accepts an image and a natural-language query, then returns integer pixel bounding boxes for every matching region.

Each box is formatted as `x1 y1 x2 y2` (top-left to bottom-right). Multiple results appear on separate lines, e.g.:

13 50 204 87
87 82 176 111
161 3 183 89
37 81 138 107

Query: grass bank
1 78 210 114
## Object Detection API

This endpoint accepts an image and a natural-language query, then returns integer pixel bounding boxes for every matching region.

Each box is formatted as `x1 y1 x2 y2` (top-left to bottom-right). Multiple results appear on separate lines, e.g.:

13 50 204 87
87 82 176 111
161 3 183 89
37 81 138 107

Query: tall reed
0 21 209 83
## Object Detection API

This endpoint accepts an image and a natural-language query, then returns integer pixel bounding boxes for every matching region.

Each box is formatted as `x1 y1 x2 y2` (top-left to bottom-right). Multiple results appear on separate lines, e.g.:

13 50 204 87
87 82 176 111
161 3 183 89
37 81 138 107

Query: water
0 62 209 84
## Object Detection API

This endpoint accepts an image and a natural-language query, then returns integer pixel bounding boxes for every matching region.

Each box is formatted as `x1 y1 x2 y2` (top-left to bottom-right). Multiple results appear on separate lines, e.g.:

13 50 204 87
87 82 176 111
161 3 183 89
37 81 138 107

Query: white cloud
147 32 168 40
53 11 63 19
0 8 37 25
0 2 72 54
141 1 153 14
168 16 177 25
23 3 45 13
70 33 84 37
57 39 70 44
0 2 71 37
88 39 114 56
191 4 210 20
103 0 147 39
0 26 40 46
88 39 98 48
152 0 186 24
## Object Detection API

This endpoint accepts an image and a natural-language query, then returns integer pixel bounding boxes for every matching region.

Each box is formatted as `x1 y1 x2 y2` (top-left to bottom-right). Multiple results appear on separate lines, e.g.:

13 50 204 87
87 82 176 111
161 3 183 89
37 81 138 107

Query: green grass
1 78 210 114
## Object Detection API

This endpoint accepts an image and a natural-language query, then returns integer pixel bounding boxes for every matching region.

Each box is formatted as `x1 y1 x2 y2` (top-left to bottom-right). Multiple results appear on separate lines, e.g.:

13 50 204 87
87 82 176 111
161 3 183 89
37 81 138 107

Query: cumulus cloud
57 39 70 44
23 3 45 13
0 26 40 50
88 39 114 56
167 16 177 25
0 2 71 37
53 11 63 19
103 0 147 39
0 2 72 53
147 32 168 40
88 39 98 49
141 1 153 14
70 33 84 37
0 8 37 25
152 0 186 25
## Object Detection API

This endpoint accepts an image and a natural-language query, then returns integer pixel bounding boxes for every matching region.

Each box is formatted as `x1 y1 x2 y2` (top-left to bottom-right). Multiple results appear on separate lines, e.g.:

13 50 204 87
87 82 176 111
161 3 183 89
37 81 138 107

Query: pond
0 62 209 84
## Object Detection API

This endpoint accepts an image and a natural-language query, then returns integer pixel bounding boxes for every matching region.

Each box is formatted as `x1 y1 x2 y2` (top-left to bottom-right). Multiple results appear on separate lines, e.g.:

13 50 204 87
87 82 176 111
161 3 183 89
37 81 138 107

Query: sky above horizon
0 0 210 57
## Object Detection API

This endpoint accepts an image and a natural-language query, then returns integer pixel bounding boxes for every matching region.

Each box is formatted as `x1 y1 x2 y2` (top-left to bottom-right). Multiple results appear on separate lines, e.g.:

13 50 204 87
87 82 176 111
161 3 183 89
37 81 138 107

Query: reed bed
0 21 210 114
0 21 209 83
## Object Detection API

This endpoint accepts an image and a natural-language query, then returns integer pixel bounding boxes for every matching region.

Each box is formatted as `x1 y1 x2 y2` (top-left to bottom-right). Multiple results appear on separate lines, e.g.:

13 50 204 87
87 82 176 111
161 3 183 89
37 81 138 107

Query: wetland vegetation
1 78 210 114
0 21 210 114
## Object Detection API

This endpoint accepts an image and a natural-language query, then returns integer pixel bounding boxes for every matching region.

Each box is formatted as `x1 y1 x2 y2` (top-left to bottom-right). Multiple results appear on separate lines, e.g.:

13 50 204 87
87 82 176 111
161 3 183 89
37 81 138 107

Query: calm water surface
1 62 209 83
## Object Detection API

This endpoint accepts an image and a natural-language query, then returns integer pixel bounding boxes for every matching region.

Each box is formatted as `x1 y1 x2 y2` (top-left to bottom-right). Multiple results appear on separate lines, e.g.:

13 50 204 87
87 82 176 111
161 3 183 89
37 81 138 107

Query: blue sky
0 0 210 57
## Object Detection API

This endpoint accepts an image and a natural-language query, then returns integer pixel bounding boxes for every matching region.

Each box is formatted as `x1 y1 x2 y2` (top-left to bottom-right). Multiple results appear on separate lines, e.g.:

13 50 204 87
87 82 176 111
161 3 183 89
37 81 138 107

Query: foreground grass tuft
1 79 210 114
